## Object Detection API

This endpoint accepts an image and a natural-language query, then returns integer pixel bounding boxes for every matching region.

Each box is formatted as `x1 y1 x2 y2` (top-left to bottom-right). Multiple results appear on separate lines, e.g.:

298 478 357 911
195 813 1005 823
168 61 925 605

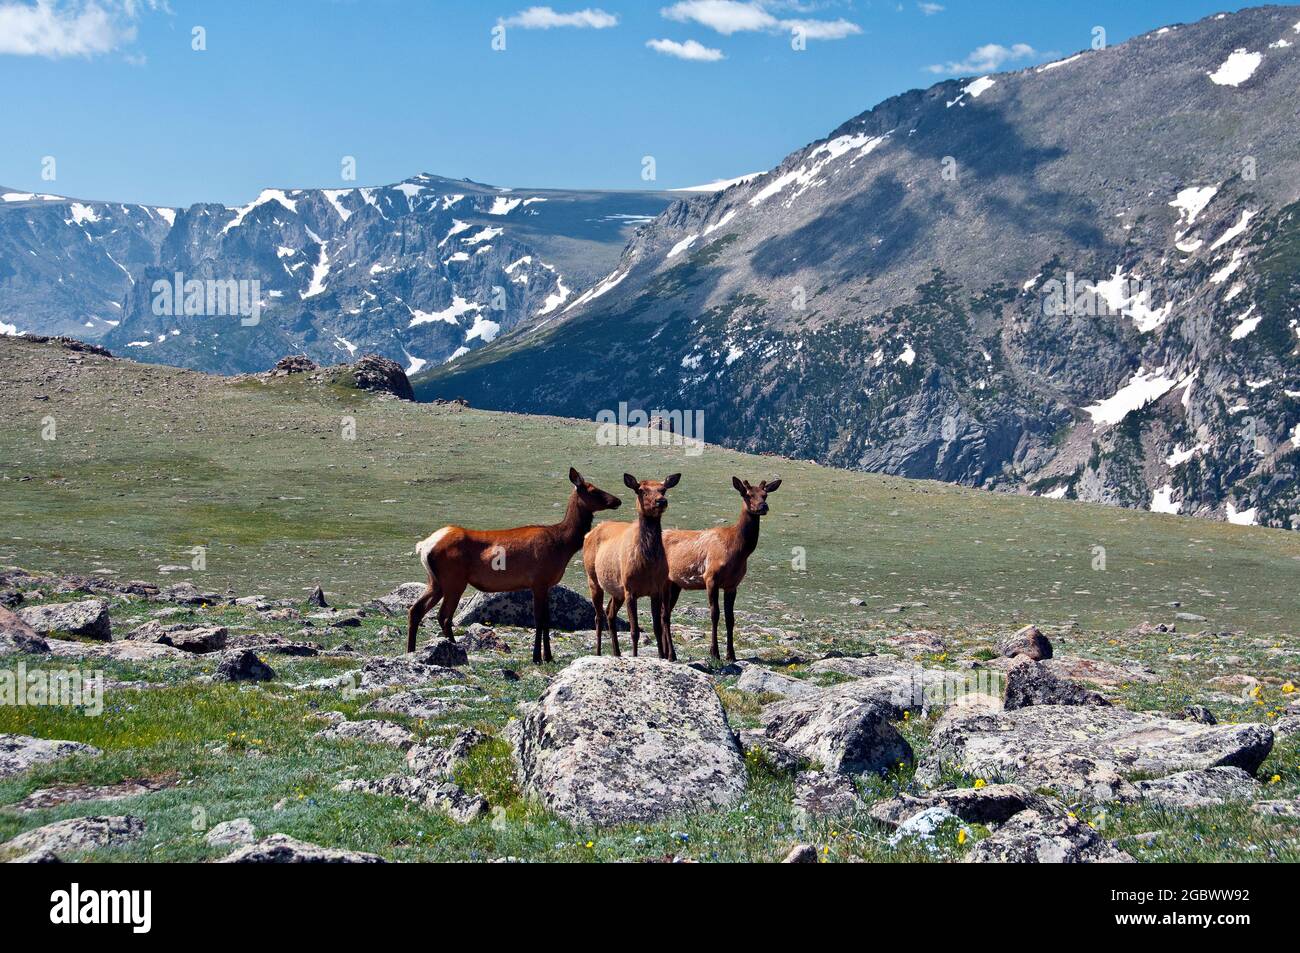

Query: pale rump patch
416 526 453 564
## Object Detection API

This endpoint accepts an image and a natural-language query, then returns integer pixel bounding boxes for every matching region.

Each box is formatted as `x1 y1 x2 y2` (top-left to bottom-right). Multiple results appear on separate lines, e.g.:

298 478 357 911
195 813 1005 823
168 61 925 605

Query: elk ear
764 479 782 493
732 476 745 494
569 467 583 487
623 473 640 492
664 473 681 489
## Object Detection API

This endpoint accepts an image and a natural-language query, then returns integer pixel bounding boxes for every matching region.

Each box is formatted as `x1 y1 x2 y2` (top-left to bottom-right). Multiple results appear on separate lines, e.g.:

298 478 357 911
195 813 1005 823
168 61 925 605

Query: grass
0 337 1297 862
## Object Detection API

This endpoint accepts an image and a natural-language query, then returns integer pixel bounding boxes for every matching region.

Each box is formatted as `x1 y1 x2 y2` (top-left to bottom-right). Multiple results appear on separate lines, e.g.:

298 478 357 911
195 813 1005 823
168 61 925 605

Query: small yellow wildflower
585 841 594 849
1283 682 1295 695
973 778 986 789
957 829 967 845
1269 774 1281 785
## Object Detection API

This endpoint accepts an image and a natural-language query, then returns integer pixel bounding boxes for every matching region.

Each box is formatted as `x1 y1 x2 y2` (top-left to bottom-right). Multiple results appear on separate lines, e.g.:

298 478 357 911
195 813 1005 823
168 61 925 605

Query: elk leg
589 582 605 655
706 583 721 660
531 587 549 665
437 582 466 643
628 597 640 657
406 586 441 654
539 588 554 663
606 596 623 657
650 593 664 660
724 589 738 662
663 585 677 661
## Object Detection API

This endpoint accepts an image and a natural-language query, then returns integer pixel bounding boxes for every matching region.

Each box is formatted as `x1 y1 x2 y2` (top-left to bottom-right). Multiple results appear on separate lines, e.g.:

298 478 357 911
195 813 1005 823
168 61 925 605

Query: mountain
0 176 674 374
418 6 1300 530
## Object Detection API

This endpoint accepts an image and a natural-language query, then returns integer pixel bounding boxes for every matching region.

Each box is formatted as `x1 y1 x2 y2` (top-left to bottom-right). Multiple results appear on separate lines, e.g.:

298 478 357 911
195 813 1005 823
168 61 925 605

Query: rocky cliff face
0 175 673 375
419 7 1300 529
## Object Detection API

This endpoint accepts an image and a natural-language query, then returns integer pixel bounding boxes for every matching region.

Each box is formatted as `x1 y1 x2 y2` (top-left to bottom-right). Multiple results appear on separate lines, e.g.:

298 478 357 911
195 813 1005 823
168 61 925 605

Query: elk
663 477 781 661
408 468 621 664
583 472 681 659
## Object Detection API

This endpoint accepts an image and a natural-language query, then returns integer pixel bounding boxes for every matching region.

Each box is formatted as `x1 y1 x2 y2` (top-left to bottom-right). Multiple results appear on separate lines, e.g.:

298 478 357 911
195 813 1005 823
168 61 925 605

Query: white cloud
660 1 860 41
0 0 159 57
646 37 725 61
500 6 618 29
918 2 944 14
926 42 1038 75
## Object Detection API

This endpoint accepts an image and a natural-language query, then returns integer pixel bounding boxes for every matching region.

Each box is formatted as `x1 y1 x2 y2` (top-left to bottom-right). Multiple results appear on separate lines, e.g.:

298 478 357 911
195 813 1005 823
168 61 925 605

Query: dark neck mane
737 507 761 555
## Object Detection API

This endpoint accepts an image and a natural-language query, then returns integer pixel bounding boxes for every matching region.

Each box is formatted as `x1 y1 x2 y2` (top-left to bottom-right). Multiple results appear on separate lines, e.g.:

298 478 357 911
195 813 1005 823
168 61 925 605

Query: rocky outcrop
334 776 487 823
762 694 912 775
1134 767 1258 808
870 783 1044 829
205 818 256 848
793 771 864 819
736 665 824 701
368 582 426 615
509 656 746 825
213 649 276 682
964 811 1134 863
920 705 1273 796
317 719 415 750
0 734 101 780
0 606 48 653
0 815 143 861
217 833 386 863
16 599 110 640
998 625 1053 661
331 355 415 401
1002 658 1110 710
454 585 614 631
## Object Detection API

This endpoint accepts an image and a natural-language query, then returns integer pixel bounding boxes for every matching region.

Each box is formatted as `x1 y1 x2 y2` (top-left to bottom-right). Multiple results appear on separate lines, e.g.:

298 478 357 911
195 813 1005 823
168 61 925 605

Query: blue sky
1 1 1250 206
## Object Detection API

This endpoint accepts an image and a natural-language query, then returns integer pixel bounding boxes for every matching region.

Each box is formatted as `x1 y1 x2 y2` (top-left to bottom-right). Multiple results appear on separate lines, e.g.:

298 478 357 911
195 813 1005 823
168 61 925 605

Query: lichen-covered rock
418 639 468 667
735 664 824 701
17 599 111 640
357 655 462 689
509 656 746 825
406 728 486 779
368 582 426 615
0 606 48 654
762 694 913 776
128 622 227 653
1002 658 1110 710
337 354 415 401
0 734 101 780
360 691 461 721
782 844 818 863
793 771 864 819
334 776 487 823
964 810 1134 863
998 624 1053 661
205 818 256 848
0 815 143 860
455 585 611 632
1134 767 1257 808
317 718 415 750
869 783 1045 829
213 649 276 682
735 729 805 774
919 705 1273 795
218 833 385 863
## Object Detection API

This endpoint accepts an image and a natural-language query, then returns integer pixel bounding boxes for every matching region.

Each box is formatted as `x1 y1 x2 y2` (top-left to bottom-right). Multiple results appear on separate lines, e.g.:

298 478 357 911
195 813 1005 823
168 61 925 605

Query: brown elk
408 468 621 664
663 477 781 661
583 472 681 659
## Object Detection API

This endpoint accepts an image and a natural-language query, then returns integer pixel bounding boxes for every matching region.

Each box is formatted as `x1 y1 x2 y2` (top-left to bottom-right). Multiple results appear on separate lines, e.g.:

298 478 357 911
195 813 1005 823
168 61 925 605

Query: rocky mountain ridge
419 6 1300 529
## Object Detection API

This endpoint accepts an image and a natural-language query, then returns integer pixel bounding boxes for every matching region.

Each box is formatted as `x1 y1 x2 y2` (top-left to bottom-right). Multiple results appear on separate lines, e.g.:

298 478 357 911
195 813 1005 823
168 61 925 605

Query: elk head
732 476 781 516
623 472 681 520
570 467 622 511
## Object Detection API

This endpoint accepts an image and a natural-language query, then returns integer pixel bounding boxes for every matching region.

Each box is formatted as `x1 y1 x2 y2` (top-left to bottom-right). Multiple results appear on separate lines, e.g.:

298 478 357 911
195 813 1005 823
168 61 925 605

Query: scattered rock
964 810 1134 863
271 354 318 375
406 727 486 778
156 624 228 653
782 843 818 863
213 649 276 682
1128 621 1174 636
16 599 111 640
998 624 1053 661
218 833 385 863
418 639 468 667
0 734 101 780
870 783 1043 829
1002 658 1110 709
508 656 746 825
156 582 222 606
920 705 1273 796
462 623 511 654
1175 612 1208 623
358 655 462 690
368 582 426 615
455 585 615 632
334 776 487 822
1180 705 1217 725
339 354 415 401
1251 799 1300 818
735 729 805 774
317 719 415 750
762 694 913 776
0 606 49 653
307 585 328 608
0 815 143 861
889 806 961 846
205 818 256 848
793 771 864 818
360 691 460 721
1274 715 1300 739
886 630 947 657
735 665 824 701
14 777 174 812
1134 767 1257 808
